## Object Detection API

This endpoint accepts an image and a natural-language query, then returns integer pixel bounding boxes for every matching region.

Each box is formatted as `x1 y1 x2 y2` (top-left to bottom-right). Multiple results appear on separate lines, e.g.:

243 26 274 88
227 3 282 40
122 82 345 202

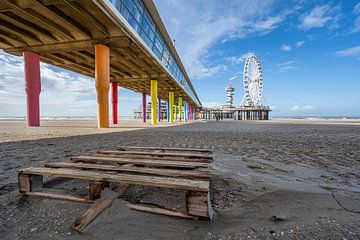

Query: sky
1 0 360 118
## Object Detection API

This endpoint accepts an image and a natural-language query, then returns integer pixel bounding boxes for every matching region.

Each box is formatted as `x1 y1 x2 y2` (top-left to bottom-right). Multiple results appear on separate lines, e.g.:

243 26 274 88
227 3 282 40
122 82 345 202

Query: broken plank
71 189 120 232
127 203 196 219
70 155 210 169
19 167 210 192
45 162 212 180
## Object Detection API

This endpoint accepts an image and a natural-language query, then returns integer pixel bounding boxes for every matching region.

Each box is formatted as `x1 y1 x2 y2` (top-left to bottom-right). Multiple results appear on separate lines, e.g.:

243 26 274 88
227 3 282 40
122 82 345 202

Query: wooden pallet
18 146 214 224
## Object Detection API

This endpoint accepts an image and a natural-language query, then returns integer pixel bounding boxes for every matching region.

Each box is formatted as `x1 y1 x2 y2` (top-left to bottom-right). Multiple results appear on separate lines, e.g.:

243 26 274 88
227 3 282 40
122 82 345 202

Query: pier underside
0 0 191 102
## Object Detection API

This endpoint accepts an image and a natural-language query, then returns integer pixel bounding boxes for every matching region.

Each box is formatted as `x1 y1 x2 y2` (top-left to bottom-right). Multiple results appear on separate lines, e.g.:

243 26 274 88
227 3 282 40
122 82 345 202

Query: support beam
111 82 118 125
178 97 183 122
95 44 109 128
23 51 41 127
142 92 146 123
151 80 158 125
194 107 196 120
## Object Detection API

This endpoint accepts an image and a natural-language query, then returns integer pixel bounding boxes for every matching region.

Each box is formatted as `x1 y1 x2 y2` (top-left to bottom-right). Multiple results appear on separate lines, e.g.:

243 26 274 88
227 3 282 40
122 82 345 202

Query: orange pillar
95 44 110 128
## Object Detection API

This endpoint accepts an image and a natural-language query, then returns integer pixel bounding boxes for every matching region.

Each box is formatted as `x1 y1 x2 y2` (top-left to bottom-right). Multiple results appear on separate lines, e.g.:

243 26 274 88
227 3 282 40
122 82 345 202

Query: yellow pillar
95 44 110 128
178 97 183 122
169 91 174 123
151 80 158 125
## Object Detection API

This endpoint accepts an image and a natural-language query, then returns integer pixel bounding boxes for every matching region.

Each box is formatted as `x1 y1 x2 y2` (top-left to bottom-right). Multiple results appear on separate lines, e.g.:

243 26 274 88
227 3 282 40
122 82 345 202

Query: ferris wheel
242 54 263 106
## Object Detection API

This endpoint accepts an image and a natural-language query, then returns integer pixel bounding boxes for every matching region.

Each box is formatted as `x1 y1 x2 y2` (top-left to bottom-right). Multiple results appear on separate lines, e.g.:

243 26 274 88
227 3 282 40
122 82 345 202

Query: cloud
276 60 298 73
291 105 314 111
154 0 292 79
281 44 292 51
295 41 305 47
334 45 360 58
353 17 360 33
281 41 305 52
202 101 223 108
299 5 341 30
0 51 143 117
226 51 254 65
354 3 360 14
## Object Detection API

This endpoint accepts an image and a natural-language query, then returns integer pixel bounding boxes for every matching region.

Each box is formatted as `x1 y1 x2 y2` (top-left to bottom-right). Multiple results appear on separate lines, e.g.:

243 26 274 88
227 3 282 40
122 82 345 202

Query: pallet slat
95 152 211 163
71 155 210 169
118 146 212 153
127 203 196 219
112 150 213 159
45 162 212 180
19 167 210 192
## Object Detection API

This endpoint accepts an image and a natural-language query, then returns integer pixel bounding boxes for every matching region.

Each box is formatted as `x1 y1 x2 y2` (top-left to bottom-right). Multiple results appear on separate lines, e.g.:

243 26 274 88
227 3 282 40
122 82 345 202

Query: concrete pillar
23 51 41 127
183 101 187 122
178 97 183 122
111 82 118 124
151 80 158 125
95 44 110 128
142 92 146 123
157 97 161 122
168 91 174 123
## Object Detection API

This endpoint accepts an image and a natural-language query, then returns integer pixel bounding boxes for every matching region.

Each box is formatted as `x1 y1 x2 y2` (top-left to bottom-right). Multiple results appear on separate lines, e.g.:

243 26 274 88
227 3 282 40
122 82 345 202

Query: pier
0 0 201 127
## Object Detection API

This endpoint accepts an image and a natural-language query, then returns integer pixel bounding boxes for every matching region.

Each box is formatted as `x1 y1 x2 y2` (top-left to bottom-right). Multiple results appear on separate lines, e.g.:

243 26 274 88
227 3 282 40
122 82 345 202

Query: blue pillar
183 101 187 122
194 107 196 120
166 101 169 122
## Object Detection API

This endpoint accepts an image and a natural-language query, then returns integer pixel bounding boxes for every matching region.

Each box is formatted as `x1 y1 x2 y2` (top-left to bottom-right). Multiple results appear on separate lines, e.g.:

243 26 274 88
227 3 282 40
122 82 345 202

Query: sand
0 119 359 239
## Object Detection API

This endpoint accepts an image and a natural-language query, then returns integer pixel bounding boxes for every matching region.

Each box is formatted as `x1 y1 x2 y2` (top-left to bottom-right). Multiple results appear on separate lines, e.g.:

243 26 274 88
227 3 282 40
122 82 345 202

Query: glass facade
108 0 200 106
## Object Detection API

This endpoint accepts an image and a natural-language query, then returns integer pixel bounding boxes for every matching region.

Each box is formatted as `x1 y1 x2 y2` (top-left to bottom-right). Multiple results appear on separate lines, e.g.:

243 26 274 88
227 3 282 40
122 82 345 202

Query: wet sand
0 120 359 239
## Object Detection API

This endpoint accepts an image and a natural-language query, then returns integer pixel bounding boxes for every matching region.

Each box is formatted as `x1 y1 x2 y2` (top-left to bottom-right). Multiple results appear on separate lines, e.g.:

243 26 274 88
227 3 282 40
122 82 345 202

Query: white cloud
154 0 291 79
291 105 314 111
334 45 360 58
281 44 292 51
226 51 254 65
290 105 315 112
354 3 360 14
276 60 298 73
0 51 141 117
202 101 223 108
295 41 305 47
353 17 360 33
299 5 341 30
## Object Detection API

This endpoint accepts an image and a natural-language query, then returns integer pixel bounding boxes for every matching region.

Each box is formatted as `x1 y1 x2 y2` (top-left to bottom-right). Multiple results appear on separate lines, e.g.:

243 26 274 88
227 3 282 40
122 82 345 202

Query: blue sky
1 0 360 117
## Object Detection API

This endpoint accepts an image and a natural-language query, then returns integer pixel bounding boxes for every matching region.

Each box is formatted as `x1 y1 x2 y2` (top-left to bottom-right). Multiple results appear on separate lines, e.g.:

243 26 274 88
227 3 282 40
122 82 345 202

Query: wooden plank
25 191 92 203
19 167 210 192
95 152 211 163
118 146 212 153
45 162 212 180
186 191 213 220
71 155 210 169
18 173 30 193
89 181 102 200
111 150 213 159
127 203 196 219
71 189 120 232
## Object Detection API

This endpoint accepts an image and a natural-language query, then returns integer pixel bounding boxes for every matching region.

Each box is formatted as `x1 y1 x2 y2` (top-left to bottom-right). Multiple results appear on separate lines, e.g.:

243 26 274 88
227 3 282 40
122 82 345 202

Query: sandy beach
0 119 359 239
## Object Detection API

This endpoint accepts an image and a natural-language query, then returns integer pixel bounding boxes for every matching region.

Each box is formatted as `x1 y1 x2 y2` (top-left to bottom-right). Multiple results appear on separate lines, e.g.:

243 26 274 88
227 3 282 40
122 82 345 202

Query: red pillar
111 82 118 124
23 52 41 127
142 92 146 123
